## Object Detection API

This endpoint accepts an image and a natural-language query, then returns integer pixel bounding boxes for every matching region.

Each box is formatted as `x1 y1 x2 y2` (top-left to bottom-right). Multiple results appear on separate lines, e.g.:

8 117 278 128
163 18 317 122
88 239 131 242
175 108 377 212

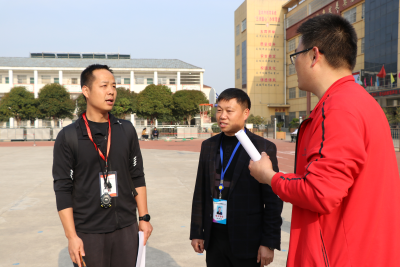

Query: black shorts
73 223 139 267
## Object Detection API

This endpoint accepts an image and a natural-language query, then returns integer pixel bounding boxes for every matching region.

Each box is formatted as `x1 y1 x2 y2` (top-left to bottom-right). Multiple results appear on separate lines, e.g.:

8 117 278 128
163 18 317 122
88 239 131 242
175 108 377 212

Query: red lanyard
82 112 111 166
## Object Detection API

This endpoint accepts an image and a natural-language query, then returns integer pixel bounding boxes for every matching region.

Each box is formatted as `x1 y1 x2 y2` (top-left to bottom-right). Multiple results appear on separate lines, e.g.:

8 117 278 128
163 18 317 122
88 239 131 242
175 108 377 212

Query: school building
0 52 210 127
235 0 400 126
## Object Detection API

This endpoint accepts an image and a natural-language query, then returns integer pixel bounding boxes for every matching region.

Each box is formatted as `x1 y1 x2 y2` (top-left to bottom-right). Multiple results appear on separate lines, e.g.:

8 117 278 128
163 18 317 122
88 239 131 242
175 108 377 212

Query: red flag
370 77 373 86
364 77 367 87
377 65 386 78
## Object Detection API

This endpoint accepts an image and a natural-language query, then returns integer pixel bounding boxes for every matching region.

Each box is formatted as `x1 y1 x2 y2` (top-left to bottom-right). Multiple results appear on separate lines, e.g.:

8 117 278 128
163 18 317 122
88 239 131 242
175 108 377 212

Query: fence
0 128 55 141
391 128 400 151
140 125 212 140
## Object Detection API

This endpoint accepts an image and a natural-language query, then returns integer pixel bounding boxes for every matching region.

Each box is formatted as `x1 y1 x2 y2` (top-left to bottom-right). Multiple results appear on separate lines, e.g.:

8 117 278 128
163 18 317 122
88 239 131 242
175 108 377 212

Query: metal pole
274 118 277 139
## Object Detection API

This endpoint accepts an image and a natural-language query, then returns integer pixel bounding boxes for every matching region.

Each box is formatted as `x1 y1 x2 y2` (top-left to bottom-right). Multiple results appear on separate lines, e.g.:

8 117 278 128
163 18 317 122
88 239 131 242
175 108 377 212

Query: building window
147 78 153 85
41 75 51 84
362 3 365 19
361 38 365 53
236 25 240 36
17 75 27 84
299 111 306 119
71 78 78 84
136 76 144 84
54 78 59 84
289 112 296 125
115 76 121 84
289 88 296 99
242 40 247 86
241 19 247 32
169 78 176 84
236 45 240 56
236 68 240 79
0 75 2 83
124 78 130 85
5 77 9 84
299 89 306 97
30 77 34 84
288 39 296 52
343 7 357 24
289 64 296 75
158 77 167 84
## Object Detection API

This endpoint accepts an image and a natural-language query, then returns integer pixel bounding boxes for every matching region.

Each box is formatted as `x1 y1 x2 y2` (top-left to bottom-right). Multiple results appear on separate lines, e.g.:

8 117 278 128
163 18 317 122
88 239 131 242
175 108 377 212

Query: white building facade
0 53 208 128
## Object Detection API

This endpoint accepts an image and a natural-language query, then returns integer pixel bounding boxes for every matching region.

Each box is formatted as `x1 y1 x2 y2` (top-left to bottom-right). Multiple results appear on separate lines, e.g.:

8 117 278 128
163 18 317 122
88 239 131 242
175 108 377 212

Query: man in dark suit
190 88 283 267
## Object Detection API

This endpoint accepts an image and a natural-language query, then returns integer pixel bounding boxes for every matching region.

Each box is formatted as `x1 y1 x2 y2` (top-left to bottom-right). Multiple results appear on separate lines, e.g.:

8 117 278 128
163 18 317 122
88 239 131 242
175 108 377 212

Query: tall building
235 0 287 123
235 0 400 126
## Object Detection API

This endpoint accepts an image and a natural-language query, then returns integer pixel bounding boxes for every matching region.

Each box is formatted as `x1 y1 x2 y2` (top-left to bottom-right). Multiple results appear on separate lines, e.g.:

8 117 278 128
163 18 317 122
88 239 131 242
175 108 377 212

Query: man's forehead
218 98 239 107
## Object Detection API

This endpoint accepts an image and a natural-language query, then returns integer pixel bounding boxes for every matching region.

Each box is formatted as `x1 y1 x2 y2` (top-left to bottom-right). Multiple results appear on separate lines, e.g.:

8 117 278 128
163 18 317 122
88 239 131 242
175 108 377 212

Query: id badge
213 199 227 224
99 171 118 197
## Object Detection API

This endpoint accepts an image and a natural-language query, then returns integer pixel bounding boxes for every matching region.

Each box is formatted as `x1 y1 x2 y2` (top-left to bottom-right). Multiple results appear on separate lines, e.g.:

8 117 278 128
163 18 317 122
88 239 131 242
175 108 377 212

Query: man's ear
243 108 250 121
82 85 90 100
311 47 322 68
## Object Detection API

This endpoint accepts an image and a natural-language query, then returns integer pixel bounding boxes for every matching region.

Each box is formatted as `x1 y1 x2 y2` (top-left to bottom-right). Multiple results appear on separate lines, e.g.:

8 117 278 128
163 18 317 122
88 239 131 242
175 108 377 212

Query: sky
0 0 246 94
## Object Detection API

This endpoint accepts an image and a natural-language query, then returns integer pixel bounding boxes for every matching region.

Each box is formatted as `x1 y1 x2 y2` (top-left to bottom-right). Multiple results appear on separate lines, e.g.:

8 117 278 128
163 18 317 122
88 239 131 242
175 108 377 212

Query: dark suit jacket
190 130 283 259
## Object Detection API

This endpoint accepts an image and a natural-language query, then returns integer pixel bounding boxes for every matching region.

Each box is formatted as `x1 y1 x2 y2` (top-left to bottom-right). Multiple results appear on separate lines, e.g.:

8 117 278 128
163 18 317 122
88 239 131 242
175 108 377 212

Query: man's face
216 98 249 136
295 39 313 92
83 69 116 112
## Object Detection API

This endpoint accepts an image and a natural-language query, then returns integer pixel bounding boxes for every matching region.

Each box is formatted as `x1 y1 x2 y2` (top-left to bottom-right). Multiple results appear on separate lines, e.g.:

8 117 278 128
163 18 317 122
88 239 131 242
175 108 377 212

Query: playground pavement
0 137 399 267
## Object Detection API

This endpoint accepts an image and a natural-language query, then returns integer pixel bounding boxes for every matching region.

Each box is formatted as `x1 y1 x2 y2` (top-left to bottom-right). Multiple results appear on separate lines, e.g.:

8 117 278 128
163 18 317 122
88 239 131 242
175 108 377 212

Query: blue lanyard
219 136 242 199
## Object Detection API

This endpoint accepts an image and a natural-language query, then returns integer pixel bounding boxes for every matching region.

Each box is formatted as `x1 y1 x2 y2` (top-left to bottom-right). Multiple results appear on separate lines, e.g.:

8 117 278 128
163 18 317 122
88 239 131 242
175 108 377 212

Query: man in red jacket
249 14 400 267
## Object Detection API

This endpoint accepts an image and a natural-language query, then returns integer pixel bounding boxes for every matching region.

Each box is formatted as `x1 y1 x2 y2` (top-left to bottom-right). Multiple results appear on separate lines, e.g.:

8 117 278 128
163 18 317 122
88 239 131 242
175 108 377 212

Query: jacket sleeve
129 124 146 188
271 110 366 214
52 129 74 211
261 142 283 249
190 142 207 240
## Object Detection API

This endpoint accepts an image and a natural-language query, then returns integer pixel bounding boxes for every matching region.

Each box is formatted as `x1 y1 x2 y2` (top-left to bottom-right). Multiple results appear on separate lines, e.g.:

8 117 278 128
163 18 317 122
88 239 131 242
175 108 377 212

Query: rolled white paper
235 129 262 161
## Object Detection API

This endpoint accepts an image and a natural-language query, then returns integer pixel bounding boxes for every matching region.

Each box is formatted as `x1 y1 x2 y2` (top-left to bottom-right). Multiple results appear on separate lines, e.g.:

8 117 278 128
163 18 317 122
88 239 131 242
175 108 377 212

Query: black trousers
73 223 139 267
206 224 259 267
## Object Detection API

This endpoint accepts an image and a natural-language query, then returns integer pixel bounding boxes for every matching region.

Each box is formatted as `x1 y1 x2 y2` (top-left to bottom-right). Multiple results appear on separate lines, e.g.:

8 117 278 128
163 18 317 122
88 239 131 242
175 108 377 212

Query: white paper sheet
235 129 261 161
137 231 146 267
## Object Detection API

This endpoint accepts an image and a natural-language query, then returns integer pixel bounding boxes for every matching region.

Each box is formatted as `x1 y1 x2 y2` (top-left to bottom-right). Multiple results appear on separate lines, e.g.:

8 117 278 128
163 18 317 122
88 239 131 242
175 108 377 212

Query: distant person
53 64 152 267
190 88 283 267
152 127 159 140
142 128 148 140
249 14 400 267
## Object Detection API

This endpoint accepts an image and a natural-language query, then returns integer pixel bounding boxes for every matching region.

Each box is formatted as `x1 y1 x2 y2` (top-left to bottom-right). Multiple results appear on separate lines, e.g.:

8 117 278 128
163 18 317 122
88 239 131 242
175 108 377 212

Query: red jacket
272 76 400 266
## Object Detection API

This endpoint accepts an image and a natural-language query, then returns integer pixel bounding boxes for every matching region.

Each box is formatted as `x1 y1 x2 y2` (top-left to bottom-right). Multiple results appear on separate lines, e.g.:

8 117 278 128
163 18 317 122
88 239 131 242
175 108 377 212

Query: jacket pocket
320 230 330 267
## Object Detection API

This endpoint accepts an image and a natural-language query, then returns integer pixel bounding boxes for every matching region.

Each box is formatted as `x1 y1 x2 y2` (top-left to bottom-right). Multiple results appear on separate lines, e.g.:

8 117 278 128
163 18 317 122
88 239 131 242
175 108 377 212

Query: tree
246 114 266 125
383 107 400 125
173 90 208 125
76 94 86 116
111 87 137 119
136 84 173 121
0 86 37 123
289 118 300 128
37 83 75 120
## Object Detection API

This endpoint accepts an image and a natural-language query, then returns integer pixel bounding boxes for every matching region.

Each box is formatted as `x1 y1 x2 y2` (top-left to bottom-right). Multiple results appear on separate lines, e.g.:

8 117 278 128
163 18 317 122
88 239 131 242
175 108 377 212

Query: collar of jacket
78 113 120 137
309 75 355 119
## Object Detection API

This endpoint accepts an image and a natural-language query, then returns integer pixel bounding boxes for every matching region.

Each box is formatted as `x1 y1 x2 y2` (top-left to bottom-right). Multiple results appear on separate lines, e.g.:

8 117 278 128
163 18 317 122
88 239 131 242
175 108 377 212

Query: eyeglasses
289 47 313 65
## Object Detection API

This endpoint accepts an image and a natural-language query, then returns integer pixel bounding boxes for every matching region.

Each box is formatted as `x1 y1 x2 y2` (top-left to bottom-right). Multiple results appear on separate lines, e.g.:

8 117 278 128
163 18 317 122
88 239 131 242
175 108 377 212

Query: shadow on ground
58 245 181 267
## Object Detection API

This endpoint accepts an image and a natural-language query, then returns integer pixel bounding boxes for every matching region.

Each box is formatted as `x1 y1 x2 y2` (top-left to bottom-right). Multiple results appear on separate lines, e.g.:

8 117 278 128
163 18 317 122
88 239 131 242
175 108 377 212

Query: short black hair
297 14 357 70
81 64 113 89
217 88 251 110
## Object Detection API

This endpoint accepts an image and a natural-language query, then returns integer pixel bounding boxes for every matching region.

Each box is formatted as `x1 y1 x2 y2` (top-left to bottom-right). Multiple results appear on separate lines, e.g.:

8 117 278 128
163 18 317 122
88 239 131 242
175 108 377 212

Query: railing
0 127 55 141
391 128 400 151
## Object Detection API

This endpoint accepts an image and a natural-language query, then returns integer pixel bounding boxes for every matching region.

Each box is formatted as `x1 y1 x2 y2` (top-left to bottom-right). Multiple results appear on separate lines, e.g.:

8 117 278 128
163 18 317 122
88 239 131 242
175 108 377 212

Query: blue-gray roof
0 57 202 69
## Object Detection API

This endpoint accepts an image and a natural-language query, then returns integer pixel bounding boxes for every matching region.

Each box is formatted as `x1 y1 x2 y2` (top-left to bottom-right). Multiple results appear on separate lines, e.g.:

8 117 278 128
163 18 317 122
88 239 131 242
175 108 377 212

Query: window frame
289 87 296 99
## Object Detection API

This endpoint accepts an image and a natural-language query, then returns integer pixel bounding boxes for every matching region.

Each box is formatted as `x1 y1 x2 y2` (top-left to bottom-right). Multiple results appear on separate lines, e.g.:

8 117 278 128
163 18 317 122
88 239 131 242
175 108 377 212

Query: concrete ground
0 138 398 267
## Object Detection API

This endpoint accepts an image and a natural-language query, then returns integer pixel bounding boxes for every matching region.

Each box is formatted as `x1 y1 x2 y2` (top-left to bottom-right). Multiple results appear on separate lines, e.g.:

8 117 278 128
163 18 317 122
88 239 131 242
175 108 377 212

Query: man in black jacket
190 88 283 267
53 64 152 267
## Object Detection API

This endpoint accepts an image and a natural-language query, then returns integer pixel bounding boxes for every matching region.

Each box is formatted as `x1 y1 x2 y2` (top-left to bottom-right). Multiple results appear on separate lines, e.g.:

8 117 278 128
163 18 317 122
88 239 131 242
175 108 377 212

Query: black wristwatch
268 247 274 251
139 214 151 222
